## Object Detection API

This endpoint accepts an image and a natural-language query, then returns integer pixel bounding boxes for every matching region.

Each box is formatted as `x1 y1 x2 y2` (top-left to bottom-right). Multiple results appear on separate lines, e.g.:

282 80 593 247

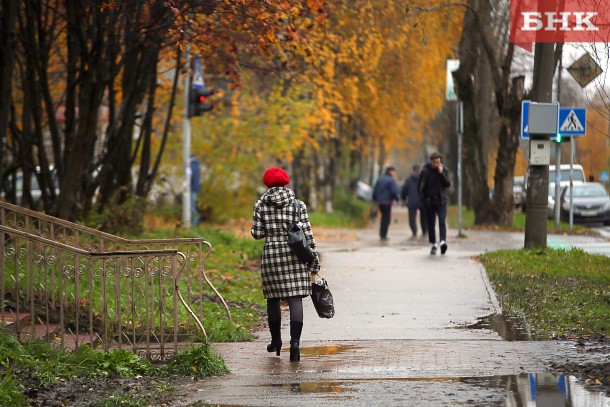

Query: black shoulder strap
293 199 301 222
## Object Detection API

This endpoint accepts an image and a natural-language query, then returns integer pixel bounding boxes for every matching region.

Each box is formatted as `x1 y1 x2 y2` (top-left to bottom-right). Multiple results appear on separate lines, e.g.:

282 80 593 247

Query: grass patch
0 332 227 405
447 206 593 234
166 343 228 377
479 248 610 339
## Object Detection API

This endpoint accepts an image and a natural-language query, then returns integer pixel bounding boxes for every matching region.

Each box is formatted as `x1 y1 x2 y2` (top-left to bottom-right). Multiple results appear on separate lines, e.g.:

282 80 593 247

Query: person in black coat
418 152 451 255
372 166 400 241
401 164 427 238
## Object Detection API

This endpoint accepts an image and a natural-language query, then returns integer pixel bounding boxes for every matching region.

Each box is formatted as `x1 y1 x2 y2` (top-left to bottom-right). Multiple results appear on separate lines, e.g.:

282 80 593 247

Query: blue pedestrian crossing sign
521 100 530 139
558 108 586 136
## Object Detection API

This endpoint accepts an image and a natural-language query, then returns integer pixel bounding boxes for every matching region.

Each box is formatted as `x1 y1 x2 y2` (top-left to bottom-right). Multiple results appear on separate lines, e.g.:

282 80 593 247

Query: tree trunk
453 0 491 224
0 0 17 179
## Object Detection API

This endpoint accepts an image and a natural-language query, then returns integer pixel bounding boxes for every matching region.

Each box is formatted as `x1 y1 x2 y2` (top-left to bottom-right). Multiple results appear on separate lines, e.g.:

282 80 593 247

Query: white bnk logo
521 12 599 31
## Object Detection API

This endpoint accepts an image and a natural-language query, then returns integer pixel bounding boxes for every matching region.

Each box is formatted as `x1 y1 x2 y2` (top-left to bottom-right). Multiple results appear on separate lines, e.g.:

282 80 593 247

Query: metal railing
0 200 231 360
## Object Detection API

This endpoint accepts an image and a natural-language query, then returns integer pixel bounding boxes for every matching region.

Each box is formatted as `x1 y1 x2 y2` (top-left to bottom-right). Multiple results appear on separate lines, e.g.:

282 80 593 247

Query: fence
0 200 230 360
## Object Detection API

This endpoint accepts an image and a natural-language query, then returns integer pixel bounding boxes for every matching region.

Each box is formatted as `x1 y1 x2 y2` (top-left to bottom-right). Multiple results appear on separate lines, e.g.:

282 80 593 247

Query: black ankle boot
267 319 281 356
289 321 303 362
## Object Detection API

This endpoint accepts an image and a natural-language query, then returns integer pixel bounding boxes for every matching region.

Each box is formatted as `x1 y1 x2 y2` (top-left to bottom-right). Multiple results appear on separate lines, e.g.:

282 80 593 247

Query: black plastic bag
311 276 335 318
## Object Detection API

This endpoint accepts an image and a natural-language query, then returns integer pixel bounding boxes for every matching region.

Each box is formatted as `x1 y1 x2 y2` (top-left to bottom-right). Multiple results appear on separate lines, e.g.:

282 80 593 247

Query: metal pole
553 57 562 227
182 28 192 229
457 102 463 237
569 136 575 231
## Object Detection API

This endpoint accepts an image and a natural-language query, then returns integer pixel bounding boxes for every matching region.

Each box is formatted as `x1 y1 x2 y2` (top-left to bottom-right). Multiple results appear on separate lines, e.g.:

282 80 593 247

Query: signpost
456 101 463 237
521 101 588 232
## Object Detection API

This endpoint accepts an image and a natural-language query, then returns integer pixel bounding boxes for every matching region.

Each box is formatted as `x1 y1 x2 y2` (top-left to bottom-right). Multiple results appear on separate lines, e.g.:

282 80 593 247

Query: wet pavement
174 207 610 406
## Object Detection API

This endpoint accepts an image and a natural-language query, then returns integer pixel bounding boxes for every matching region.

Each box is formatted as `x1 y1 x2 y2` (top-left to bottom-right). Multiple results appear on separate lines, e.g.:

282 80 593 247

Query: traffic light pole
182 42 192 229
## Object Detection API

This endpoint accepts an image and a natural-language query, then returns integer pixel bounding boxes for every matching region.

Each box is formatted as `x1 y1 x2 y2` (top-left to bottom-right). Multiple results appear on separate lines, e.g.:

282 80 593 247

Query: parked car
547 181 584 219
559 182 610 225
356 180 373 202
513 176 525 207
2 167 59 207
549 164 586 184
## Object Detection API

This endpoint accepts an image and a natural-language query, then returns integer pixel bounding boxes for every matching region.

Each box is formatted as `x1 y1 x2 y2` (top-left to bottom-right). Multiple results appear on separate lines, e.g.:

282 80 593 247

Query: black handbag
287 199 315 265
311 275 335 318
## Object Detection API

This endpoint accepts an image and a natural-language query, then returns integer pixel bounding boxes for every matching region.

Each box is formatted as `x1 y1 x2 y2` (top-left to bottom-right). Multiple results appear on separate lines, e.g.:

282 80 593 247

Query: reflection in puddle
465 313 534 341
259 373 608 406
463 373 610 407
297 345 357 357
272 382 349 394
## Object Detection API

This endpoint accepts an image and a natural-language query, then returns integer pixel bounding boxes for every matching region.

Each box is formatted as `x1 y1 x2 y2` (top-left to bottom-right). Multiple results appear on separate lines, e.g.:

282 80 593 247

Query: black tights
267 297 303 323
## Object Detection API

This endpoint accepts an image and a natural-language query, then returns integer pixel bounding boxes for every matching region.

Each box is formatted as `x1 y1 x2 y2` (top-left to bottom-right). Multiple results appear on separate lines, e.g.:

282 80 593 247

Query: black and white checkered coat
251 187 321 299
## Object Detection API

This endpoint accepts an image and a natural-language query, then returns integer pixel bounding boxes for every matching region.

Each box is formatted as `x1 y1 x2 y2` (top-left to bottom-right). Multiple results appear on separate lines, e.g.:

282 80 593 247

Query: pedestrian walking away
418 152 451 255
372 166 400 241
401 164 427 238
251 167 321 362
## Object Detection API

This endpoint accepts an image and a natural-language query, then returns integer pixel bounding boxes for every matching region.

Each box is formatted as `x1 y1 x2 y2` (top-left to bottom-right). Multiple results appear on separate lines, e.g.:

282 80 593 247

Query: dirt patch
25 375 194 406
550 334 610 396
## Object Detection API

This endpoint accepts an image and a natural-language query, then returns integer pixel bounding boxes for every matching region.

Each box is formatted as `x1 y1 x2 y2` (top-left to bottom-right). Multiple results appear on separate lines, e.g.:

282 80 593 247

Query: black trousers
408 207 428 236
378 203 392 239
424 200 447 244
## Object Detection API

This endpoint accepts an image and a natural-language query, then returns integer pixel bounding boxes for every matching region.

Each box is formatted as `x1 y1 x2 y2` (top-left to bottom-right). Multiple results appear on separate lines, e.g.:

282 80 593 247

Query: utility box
530 139 551 165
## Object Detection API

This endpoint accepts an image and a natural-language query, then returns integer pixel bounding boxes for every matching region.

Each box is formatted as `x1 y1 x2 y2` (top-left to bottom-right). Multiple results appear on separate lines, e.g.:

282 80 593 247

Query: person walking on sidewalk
418 152 451 255
251 167 321 362
372 166 400 241
401 164 428 238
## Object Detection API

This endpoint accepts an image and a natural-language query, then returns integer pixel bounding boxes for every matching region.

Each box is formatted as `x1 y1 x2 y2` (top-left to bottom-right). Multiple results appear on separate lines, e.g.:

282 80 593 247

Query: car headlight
603 200 610 211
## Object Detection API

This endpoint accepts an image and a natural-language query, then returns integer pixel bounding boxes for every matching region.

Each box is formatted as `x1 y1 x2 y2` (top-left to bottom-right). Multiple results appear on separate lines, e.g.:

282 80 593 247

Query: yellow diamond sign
567 53 603 88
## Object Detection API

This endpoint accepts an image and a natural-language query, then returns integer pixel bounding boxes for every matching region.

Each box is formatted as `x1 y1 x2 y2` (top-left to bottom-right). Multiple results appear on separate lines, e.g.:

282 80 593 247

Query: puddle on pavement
272 381 349 393
296 344 357 357
254 373 609 406
464 313 533 341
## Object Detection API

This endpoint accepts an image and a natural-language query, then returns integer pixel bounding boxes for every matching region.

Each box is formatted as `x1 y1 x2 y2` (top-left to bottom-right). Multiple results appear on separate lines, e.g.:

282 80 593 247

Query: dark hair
429 152 443 160
412 164 420 171
385 166 396 174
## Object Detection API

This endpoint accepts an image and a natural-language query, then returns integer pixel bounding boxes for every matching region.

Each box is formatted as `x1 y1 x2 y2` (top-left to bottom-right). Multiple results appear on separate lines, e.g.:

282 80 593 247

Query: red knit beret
263 167 290 188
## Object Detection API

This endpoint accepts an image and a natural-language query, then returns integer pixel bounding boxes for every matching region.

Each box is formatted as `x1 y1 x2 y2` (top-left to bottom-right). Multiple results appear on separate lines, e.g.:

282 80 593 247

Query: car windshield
567 184 608 198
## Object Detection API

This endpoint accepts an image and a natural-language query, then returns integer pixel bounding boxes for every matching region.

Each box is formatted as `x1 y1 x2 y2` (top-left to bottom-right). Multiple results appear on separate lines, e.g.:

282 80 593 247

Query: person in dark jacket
401 164 427 238
418 152 451 255
372 166 400 241
251 167 321 362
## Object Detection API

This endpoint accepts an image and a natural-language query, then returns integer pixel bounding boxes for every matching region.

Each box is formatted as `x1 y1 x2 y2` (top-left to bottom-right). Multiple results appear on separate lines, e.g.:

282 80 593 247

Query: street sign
567 53 603 88
446 59 459 101
521 100 530 138
558 108 586 136
600 171 609 182
192 55 205 89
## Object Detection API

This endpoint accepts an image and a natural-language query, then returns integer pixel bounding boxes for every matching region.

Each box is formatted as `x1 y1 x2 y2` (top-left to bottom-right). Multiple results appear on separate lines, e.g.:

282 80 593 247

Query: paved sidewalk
175 207 610 406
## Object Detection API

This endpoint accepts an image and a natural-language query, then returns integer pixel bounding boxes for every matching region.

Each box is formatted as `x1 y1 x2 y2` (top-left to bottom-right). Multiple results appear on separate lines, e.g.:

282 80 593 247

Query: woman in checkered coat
251 167 321 361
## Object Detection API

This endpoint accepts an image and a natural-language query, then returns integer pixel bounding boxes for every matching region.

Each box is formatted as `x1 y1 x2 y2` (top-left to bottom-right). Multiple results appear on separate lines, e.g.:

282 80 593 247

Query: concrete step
19 323 61 342
0 311 32 329
57 332 100 350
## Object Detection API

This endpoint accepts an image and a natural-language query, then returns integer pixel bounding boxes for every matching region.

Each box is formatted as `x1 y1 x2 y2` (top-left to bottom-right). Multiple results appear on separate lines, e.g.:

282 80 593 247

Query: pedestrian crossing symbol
560 110 584 132
557 107 586 136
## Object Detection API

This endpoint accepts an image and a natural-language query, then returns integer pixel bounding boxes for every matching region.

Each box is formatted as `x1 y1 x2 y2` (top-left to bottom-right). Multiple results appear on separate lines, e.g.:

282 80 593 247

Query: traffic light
551 133 562 143
188 86 213 117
